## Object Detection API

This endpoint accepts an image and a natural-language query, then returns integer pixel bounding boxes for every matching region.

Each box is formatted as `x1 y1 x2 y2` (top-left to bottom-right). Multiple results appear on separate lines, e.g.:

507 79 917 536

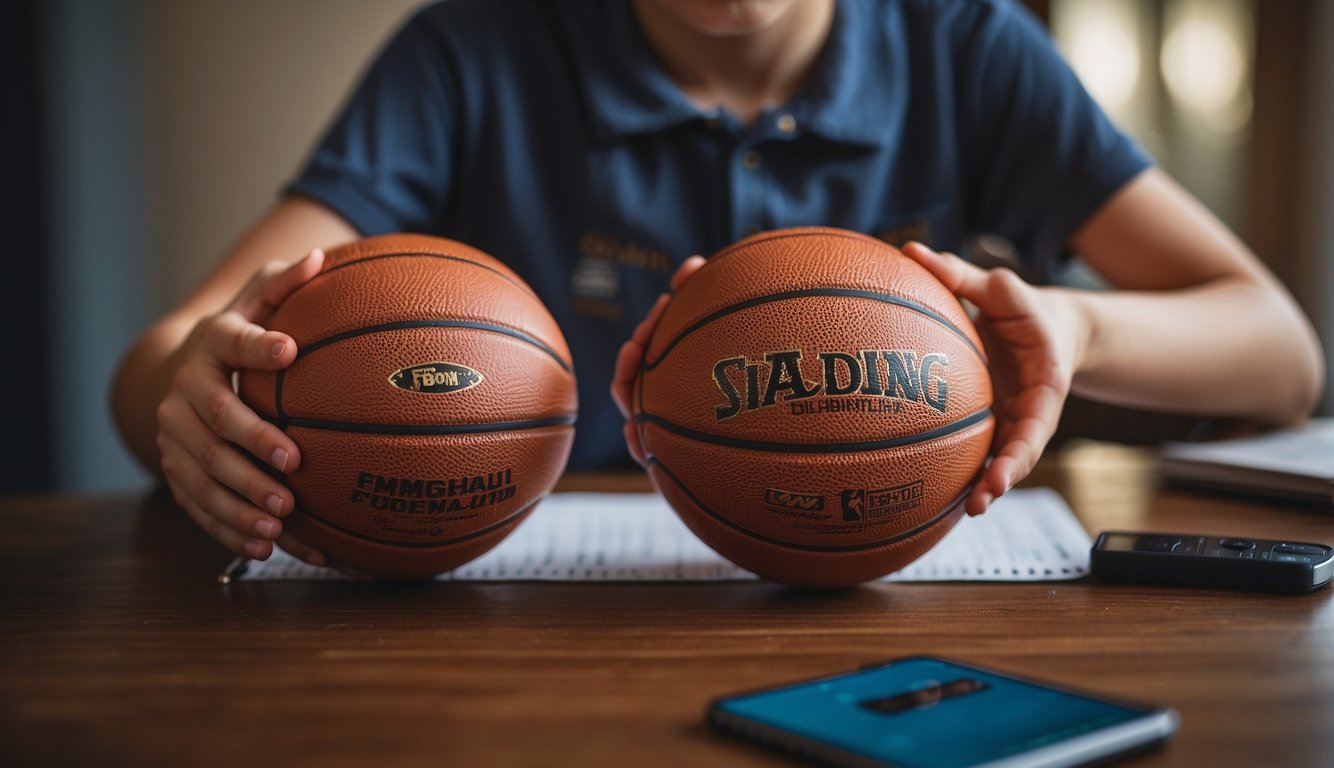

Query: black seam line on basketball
296 319 572 373
647 457 968 553
255 409 577 433
295 496 541 550
641 288 984 371
635 407 991 453
318 250 535 298
282 415 576 435
274 370 288 430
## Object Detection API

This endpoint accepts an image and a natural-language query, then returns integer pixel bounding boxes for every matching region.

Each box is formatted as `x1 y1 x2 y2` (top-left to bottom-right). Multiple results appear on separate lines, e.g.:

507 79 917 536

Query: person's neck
632 0 836 127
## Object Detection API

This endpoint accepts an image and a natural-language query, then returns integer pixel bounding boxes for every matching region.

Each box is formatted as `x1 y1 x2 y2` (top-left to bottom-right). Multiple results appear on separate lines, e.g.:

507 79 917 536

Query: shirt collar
793 0 900 146
558 1 705 139
560 0 896 147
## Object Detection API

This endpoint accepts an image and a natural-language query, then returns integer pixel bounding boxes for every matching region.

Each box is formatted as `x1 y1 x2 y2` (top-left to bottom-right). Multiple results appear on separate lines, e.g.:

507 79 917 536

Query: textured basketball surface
238 234 576 578
634 227 993 587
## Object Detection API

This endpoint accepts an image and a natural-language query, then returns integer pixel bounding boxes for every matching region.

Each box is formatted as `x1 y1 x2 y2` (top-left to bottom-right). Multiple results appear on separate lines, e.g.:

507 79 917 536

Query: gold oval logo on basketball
389 362 484 394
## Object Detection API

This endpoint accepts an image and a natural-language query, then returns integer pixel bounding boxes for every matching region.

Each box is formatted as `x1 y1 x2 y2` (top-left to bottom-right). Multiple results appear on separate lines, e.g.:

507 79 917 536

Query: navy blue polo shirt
287 0 1151 470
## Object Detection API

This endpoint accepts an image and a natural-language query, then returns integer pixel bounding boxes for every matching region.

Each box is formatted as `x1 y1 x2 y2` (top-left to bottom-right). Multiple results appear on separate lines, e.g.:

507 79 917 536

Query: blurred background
3 0 1332 494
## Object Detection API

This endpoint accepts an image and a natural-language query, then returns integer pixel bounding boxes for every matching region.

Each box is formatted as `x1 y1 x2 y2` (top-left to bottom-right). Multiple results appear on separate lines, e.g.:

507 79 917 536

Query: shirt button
776 114 797 133
741 150 761 170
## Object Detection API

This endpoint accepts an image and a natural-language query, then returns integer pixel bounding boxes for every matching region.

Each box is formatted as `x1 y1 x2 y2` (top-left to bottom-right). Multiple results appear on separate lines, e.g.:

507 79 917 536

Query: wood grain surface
1 442 1331 767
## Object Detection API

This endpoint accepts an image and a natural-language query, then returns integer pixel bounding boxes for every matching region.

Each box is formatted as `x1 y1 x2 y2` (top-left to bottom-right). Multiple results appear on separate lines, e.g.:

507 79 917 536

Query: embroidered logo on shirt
570 229 672 321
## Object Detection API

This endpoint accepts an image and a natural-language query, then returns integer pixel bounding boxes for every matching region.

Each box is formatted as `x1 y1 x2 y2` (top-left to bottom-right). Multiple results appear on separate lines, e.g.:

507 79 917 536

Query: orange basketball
633 227 993 587
238 234 576 578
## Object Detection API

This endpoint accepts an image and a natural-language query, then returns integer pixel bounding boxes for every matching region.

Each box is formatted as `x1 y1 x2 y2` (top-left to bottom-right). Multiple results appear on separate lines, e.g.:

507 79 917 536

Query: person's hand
155 249 328 565
612 256 708 466
899 242 1090 516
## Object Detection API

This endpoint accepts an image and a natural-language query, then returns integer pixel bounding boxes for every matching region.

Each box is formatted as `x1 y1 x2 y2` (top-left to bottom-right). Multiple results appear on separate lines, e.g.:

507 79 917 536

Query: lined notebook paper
226 487 1090 583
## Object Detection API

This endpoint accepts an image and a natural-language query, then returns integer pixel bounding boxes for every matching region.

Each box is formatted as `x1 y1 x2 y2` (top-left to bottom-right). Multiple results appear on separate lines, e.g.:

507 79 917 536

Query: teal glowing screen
715 658 1150 768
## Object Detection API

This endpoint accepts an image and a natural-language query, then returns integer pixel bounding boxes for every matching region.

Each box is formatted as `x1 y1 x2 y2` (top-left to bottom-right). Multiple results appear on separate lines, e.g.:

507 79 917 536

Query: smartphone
1091 531 1334 593
707 656 1178 768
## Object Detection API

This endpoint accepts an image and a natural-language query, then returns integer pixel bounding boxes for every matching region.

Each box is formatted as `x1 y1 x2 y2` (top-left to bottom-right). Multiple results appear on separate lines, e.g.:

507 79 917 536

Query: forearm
110 317 195 474
109 197 360 474
1064 277 1325 425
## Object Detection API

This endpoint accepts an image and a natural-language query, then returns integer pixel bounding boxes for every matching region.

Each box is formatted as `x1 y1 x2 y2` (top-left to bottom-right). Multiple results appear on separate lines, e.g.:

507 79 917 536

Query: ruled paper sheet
227 487 1090 583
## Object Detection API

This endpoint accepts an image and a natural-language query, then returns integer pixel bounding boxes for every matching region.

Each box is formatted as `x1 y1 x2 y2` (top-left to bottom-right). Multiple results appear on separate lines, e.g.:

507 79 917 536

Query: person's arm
111 196 359 562
1065 168 1323 419
902 168 1325 514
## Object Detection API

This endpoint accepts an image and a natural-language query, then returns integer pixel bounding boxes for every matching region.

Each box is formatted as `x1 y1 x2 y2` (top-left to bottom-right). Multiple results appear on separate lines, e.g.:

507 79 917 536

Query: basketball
633 227 994 587
238 234 576 578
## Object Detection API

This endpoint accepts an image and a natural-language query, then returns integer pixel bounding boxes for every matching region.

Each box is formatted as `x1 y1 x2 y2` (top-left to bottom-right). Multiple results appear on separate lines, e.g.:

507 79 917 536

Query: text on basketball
712 350 949 420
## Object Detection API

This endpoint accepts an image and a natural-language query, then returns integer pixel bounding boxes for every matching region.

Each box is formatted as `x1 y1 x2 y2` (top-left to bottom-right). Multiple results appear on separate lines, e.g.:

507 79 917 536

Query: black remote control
1091 531 1334 593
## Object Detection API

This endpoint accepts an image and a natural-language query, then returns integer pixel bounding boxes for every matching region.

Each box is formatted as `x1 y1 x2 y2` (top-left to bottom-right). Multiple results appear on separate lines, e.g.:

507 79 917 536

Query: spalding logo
712 350 948 420
389 362 483 394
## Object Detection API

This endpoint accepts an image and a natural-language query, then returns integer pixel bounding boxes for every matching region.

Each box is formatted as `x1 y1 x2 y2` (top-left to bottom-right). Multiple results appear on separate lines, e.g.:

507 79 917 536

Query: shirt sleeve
284 8 456 236
958 0 1153 275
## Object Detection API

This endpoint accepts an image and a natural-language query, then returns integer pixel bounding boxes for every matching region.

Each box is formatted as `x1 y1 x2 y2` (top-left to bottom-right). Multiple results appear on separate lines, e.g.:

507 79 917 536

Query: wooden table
1 442 1331 767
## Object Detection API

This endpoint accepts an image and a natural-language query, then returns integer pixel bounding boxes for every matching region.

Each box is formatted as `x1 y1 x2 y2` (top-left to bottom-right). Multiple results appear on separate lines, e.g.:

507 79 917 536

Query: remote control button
1218 538 1256 551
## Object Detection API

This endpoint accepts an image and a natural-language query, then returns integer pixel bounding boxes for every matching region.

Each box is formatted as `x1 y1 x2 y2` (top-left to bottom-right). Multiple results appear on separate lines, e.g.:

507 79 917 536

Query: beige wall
143 0 422 307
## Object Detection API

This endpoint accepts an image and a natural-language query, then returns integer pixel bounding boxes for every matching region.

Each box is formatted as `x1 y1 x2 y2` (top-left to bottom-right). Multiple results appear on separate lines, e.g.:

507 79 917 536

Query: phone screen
711 657 1175 768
